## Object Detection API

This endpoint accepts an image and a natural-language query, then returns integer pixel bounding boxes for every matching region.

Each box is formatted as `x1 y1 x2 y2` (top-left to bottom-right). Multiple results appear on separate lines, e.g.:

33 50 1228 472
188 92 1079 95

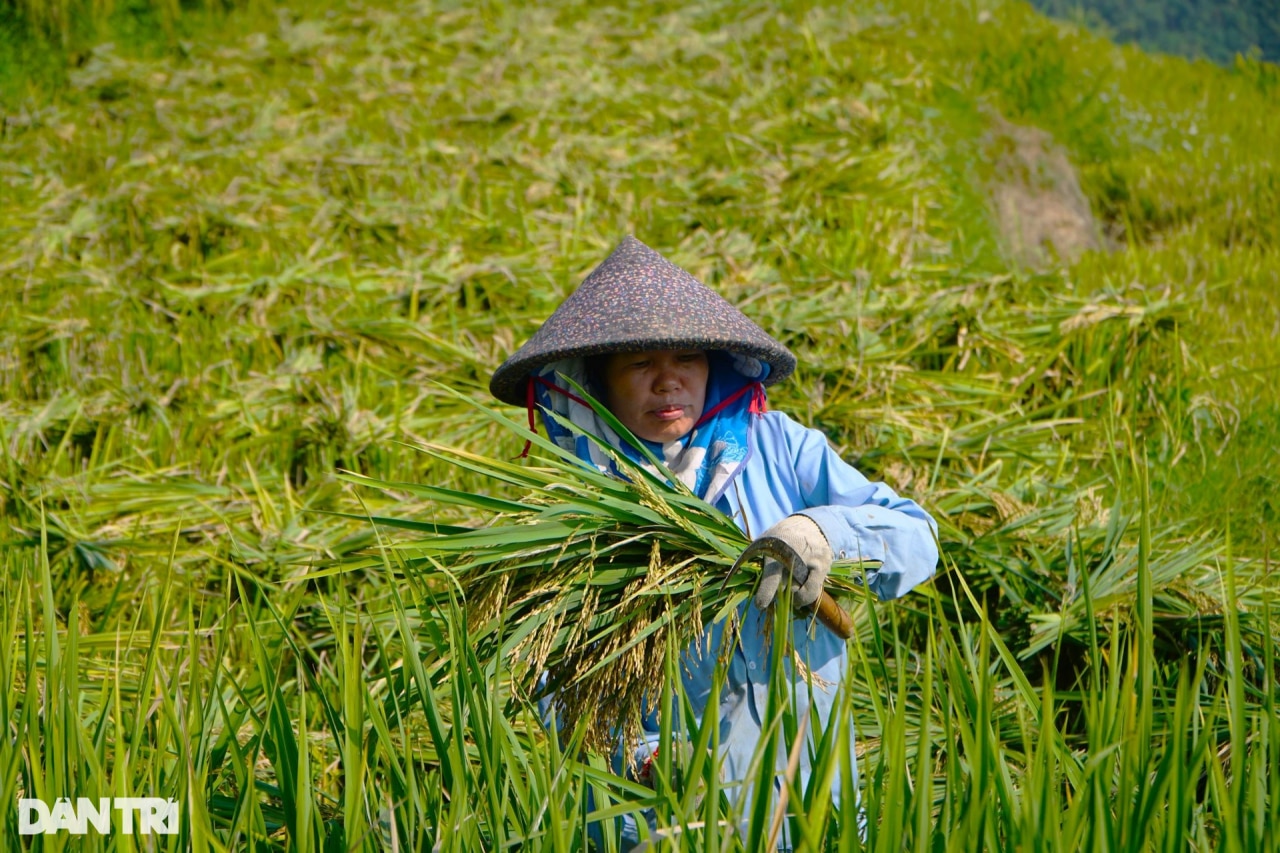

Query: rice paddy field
1 0 1278 849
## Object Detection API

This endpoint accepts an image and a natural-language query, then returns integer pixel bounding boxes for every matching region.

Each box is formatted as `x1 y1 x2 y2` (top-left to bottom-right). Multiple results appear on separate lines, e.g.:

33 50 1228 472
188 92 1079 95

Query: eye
677 352 703 363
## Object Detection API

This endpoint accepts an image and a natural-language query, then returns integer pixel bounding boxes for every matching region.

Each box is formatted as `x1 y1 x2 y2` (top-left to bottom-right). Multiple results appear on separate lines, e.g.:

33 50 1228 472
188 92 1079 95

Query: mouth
651 405 686 421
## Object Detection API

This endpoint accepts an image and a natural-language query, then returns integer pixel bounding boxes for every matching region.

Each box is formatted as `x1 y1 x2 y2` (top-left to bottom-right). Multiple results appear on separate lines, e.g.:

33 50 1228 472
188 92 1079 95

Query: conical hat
489 236 796 406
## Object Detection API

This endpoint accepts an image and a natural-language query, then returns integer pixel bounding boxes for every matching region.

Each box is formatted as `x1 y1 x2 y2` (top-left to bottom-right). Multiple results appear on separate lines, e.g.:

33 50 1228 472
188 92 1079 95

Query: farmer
489 236 938 846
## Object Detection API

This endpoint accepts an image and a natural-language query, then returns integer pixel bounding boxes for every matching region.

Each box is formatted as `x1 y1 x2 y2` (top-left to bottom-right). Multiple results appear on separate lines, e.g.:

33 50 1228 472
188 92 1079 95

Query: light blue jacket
621 408 938 844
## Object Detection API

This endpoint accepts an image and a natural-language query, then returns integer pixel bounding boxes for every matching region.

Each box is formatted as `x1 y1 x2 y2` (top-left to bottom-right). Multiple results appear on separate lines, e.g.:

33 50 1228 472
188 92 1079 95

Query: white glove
750 514 833 610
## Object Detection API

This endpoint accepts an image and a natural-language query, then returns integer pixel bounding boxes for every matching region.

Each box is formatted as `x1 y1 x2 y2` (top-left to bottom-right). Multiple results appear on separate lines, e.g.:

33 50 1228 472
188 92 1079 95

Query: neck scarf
529 351 768 505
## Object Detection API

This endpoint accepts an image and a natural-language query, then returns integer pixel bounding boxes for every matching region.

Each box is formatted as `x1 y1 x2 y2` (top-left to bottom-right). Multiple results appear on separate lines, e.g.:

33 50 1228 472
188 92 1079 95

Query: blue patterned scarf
529 351 768 505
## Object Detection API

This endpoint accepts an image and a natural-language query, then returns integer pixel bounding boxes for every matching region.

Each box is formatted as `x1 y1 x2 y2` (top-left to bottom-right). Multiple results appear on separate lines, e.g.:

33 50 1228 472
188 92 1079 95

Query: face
601 349 709 443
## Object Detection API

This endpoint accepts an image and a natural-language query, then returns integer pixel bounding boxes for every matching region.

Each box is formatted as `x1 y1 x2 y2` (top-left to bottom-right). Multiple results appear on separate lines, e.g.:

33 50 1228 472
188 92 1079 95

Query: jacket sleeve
781 416 939 600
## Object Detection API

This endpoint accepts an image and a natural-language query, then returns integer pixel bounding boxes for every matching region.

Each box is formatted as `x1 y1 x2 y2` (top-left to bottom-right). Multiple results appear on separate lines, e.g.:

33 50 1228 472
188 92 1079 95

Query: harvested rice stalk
341 398 876 754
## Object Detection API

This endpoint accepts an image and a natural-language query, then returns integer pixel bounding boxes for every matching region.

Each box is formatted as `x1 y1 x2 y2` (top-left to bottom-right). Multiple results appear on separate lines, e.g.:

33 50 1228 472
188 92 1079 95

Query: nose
653 359 682 393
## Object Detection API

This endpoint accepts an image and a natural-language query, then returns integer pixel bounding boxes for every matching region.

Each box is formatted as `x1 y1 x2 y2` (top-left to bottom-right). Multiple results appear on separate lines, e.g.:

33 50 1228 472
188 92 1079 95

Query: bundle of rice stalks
339 390 875 755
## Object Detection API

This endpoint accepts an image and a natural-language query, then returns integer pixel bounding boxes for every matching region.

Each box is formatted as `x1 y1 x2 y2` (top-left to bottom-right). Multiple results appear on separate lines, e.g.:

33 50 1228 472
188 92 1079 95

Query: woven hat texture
489 236 796 406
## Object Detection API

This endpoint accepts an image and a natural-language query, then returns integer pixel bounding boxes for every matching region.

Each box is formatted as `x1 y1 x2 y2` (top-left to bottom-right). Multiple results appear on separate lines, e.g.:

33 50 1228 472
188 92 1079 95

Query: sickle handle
811 590 853 640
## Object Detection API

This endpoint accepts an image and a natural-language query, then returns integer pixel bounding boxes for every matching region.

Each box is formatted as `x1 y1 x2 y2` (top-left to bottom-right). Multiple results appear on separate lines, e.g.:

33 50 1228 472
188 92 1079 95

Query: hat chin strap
694 380 767 427
520 378 538 459
520 374 595 459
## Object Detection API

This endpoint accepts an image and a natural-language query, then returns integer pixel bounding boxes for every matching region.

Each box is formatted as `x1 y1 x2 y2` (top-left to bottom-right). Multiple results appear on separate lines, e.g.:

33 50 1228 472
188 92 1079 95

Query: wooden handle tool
732 538 854 640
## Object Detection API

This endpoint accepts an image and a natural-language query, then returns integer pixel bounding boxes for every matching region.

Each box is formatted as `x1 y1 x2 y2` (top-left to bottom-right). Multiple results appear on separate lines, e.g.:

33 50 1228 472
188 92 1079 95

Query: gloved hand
750 514 833 610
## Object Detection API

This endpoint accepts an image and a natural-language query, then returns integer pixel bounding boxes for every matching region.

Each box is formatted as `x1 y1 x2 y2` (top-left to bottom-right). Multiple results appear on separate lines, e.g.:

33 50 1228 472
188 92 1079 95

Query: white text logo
18 798 180 835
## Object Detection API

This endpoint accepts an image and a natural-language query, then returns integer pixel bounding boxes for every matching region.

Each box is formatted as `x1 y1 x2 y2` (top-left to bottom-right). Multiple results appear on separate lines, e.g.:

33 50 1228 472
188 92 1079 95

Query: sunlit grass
1 0 1277 848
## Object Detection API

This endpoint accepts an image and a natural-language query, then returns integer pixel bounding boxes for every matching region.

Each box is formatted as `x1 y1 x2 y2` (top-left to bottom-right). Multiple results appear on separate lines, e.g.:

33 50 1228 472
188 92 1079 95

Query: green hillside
1 0 1277 848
